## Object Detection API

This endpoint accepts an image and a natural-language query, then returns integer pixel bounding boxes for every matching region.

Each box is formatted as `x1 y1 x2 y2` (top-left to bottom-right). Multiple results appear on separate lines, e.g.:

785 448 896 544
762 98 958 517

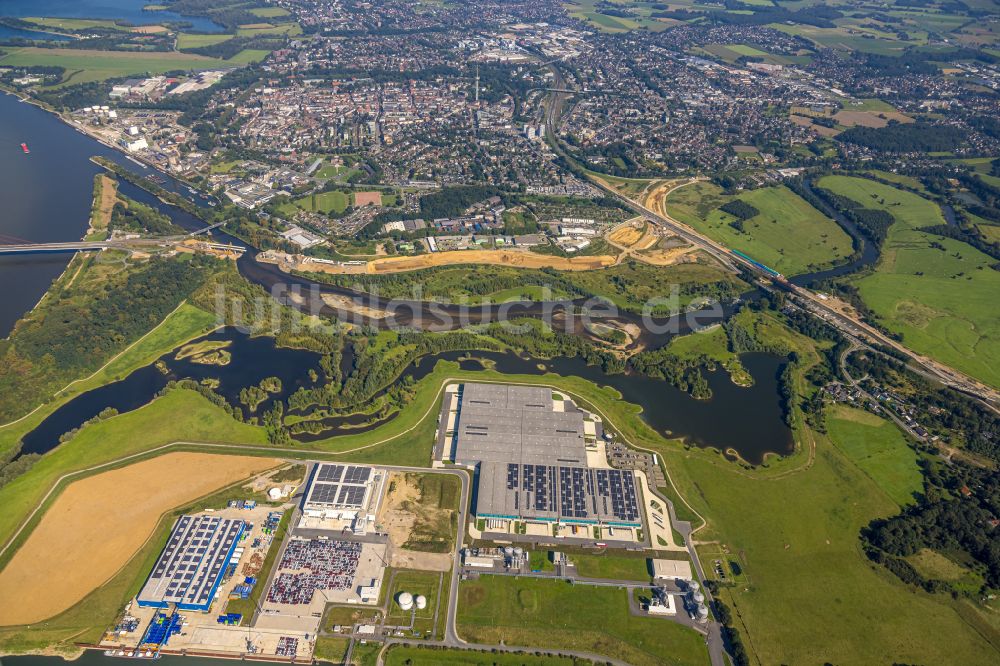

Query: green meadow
655 428 998 664
457 576 709 666
0 47 257 86
819 175 1000 389
825 405 923 507
665 182 854 275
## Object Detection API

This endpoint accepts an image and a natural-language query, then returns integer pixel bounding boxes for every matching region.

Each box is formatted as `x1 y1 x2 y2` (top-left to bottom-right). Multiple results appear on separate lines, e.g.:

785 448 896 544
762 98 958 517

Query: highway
540 60 999 411
0 222 227 255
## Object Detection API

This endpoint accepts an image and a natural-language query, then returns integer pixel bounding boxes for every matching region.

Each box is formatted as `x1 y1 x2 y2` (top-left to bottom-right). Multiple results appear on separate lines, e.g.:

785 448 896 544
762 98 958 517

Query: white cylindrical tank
692 591 705 604
415 595 427 610
697 605 709 621
688 581 700 592
504 546 514 557
513 547 523 556
397 592 413 611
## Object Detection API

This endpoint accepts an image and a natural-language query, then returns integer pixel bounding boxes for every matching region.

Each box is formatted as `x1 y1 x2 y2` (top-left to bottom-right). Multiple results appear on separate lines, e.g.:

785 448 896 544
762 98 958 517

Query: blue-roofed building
137 514 245 612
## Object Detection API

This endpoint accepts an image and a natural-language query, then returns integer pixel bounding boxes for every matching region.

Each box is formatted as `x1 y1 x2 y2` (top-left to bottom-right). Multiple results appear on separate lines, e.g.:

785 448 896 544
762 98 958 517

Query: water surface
0 0 224 32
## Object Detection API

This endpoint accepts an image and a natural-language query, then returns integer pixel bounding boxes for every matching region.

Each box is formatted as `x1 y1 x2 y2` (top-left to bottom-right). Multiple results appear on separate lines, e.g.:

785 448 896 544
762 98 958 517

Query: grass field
177 33 234 49
819 175 1000 389
0 48 227 86
384 645 583 665
825 405 923 507
569 552 652 581
0 452 276 626
1 334 995 660
385 568 444 637
664 325 752 386
653 427 999 664
457 576 709 666
281 190 352 216
665 182 853 275
0 302 218 459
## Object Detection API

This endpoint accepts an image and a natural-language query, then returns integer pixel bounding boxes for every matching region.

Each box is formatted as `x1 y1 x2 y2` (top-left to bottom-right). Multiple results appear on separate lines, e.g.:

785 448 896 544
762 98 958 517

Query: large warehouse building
137 514 246 612
446 383 642 529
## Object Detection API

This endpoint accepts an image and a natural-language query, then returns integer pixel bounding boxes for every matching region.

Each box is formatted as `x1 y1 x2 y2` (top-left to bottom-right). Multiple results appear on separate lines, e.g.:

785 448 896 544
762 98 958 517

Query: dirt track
0 452 278 626
367 249 615 273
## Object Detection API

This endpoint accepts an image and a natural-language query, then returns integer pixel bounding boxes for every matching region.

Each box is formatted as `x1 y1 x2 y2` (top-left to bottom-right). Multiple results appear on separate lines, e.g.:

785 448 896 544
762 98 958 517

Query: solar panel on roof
343 466 371 484
316 464 344 482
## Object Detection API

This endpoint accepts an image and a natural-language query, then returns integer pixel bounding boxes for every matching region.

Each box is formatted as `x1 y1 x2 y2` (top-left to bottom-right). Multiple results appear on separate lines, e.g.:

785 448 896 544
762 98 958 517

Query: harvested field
130 25 169 34
833 110 913 128
790 114 839 137
354 191 383 207
367 249 615 273
0 452 278 626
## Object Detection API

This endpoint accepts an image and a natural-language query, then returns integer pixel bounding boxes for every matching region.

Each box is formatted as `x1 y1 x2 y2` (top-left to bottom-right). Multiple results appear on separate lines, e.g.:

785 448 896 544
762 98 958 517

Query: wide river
0 0 224 35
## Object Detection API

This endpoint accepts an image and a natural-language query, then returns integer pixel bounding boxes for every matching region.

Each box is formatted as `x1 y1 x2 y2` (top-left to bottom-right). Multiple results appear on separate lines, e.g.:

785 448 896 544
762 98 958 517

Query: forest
0 255 219 423
836 122 967 153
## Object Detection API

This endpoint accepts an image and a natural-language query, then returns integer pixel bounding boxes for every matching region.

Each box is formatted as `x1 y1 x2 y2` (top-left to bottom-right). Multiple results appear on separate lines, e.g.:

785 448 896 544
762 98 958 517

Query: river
0 91 214 336
19 327 793 464
2 84 792 466
0 0 224 33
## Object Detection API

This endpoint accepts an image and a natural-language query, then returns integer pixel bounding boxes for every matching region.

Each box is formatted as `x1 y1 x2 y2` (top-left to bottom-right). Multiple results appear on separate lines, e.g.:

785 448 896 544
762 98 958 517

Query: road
541 60 999 412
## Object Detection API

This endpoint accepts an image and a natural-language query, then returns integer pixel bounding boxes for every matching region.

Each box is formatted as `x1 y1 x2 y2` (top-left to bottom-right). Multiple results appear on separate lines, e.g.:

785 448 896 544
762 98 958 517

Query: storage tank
397 592 413 611
692 591 705 604
504 546 514 557
697 605 709 621
513 547 523 557
415 595 427 610
688 581 700 592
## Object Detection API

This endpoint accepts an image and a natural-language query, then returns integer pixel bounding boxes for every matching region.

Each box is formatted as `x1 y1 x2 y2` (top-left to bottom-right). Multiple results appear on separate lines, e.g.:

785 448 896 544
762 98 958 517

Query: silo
692 591 705 604
397 592 413 611
688 581 700 592
415 595 427 610
697 605 709 621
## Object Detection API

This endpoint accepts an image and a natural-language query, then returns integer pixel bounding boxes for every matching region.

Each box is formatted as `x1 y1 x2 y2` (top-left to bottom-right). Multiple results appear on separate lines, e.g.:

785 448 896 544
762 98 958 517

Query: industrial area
96 383 708 663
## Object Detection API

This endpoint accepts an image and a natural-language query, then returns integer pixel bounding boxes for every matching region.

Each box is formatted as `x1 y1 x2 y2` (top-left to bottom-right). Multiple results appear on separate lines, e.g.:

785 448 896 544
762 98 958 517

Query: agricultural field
699 43 811 66
819 175 1000 389
0 48 228 86
825 405 922 508
665 182 854 275
457 576 709 666
177 33 234 49
0 452 277 626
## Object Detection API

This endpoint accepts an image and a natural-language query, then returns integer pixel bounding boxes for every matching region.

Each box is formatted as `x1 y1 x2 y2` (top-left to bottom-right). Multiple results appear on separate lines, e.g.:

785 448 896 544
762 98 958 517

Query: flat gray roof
452 383 641 526
453 384 586 466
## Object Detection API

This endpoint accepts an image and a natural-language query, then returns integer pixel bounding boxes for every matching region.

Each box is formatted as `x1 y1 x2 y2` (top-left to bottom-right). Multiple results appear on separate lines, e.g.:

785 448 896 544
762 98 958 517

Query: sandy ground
130 25 169 34
607 223 645 248
377 473 453 572
366 249 615 273
92 175 118 231
353 191 382 207
0 452 279 626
